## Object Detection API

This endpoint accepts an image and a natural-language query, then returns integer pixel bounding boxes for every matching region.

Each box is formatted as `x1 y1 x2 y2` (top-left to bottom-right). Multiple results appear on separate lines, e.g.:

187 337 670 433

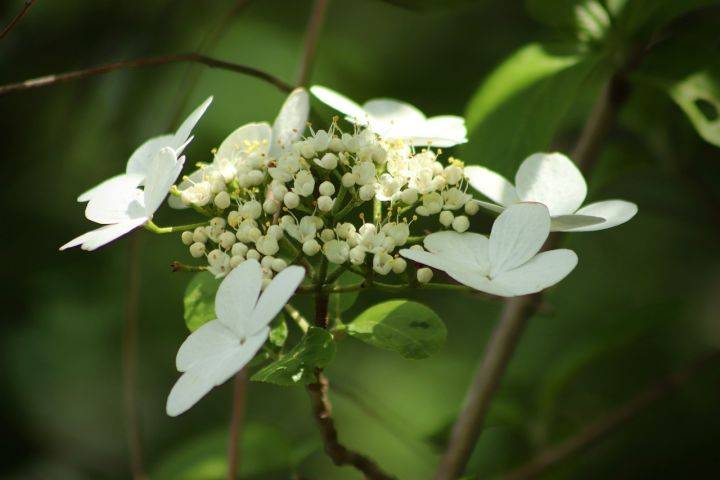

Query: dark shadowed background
2 0 720 478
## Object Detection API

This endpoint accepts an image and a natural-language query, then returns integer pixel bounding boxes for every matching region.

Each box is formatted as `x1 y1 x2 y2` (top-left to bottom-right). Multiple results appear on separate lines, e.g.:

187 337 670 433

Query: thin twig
122 233 147 480
0 0 36 41
434 73 633 480
296 0 331 86
0 52 293 96
227 370 248 480
500 350 720 480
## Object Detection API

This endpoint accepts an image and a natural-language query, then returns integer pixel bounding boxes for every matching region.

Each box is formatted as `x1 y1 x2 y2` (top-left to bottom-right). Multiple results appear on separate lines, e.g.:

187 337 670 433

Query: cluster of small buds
177 120 479 280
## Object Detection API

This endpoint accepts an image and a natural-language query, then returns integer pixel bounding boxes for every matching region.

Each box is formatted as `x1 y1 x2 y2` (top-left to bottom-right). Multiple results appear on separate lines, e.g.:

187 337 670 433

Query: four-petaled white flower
465 152 638 232
400 203 578 296
60 147 184 251
166 259 305 416
78 97 212 203
310 85 467 147
171 89 309 208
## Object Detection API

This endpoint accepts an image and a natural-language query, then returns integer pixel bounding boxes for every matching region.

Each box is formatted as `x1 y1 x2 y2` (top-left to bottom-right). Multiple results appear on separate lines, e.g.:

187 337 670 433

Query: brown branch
500 350 720 480
434 73 633 480
227 370 248 480
0 0 36 41
296 0 331 86
0 52 293 96
122 233 147 480
306 293 395 480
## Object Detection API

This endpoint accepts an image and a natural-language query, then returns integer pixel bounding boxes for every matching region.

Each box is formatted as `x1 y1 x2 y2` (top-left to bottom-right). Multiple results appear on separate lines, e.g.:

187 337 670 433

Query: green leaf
347 300 446 359
608 0 720 37
269 317 289 348
328 270 363 321
462 43 604 177
152 423 302 479
525 0 611 42
251 327 335 386
183 272 220 332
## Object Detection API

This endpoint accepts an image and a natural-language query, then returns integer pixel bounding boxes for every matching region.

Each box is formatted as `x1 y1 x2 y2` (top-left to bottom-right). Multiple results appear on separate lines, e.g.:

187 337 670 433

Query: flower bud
230 255 244 268
341 172 356 188
417 267 433 284
293 170 315 197
323 239 350 264
267 224 284 240
181 231 194 246
302 239 321 256
283 191 300 209
261 255 274 269
336 222 356 239
439 210 454 227
231 242 248 258
400 188 418 205
214 191 231 209
256 235 280 256
271 258 287 272
315 152 338 170
392 257 407 274
358 184 375 201
300 141 316 158
317 195 334 212
452 215 470 233
189 242 205 258
349 245 366 265
320 228 335 242
242 200 262 220
246 169 265 186
464 200 480 216
319 181 336 196
263 198 280 215
373 252 393 275
227 210 241 228
443 165 463 185
246 249 261 261
219 231 236 250
192 226 208 243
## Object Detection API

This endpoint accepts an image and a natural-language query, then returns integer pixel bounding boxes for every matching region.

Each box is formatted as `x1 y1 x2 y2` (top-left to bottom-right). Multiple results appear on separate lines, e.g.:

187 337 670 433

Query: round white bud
392 257 407 274
417 267 433 284
231 242 248 258
320 228 335 242
300 141 315 158
313 130 332 151
189 242 205 258
227 210 241 228
349 246 366 265
192 227 208 243
210 217 226 230
230 255 244 268
315 152 338 170
181 231 194 246
219 231 236 250
452 215 470 233
464 200 480 216
242 200 262 220
267 224 284 240
246 249 261 261
214 191 231 209
271 258 287 272
317 195 334 212
358 184 375 201
246 169 265 186
263 198 280 215
283 191 300 209
400 188 418 205
439 210 454 227
256 235 280 256
323 239 350 264
261 255 274 269
302 239 321 256
341 172 356 188
319 181 335 196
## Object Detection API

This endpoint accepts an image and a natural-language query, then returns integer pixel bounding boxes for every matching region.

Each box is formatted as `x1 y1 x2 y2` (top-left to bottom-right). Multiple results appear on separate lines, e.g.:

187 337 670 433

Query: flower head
400 203 578 296
465 152 638 232
166 259 305 416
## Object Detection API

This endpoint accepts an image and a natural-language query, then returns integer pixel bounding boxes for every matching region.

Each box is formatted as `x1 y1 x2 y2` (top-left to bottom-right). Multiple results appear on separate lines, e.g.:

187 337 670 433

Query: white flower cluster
175 113 479 281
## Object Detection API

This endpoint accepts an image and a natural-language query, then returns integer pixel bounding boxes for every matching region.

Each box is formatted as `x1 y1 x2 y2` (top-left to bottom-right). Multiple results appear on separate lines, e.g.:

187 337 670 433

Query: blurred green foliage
1 0 720 479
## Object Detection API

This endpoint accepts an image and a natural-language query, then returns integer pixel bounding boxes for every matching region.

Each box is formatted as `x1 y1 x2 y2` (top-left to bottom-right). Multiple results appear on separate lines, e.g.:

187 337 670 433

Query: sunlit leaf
328 269 363 321
347 300 446 359
269 316 289 348
183 272 220 332
251 327 335 386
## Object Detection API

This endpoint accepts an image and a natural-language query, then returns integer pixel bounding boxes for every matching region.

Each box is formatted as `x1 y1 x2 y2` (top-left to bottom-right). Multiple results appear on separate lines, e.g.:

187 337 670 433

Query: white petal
423 231 490 273
413 115 468 147
515 153 587 216
176 320 239 372
216 123 272 166
59 217 147 251
491 249 578 296
271 88 309 157
363 98 426 125
173 96 213 147
85 184 145 224
249 265 305 335
550 214 605 232
465 165 520 206
77 173 143 203
399 248 466 273
310 85 368 125
143 148 184 216
215 259 263 335
488 203 550 277
166 330 267 417
569 200 638 232
125 134 176 177
473 200 506 214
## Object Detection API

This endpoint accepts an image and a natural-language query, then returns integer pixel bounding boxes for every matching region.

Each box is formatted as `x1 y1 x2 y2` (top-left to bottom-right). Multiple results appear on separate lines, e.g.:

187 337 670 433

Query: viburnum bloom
60 147 184 251
465 152 638 232
166 259 305 416
170 88 309 208
310 85 467 147
78 97 212 203
400 203 578 296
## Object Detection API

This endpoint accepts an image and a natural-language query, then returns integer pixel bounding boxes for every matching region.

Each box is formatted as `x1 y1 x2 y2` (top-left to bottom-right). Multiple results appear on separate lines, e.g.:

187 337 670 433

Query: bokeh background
2 0 720 478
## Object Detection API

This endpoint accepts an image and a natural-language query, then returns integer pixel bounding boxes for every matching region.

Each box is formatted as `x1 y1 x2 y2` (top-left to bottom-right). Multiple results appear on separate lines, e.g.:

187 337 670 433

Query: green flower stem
334 198 361 221
284 304 310 333
144 220 208 234
324 264 349 285
406 235 425 245
170 261 205 272
373 198 382 224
